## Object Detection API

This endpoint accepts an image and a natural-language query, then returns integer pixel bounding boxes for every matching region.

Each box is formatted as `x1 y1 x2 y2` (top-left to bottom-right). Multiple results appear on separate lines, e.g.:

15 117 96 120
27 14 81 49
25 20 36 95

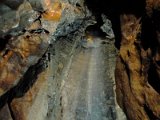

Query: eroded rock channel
61 38 117 120
0 0 160 120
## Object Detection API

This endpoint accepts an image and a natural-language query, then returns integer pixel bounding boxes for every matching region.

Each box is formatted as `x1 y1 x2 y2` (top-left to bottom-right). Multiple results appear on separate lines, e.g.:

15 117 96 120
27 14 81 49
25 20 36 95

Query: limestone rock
10 69 49 120
0 0 92 120
0 30 49 96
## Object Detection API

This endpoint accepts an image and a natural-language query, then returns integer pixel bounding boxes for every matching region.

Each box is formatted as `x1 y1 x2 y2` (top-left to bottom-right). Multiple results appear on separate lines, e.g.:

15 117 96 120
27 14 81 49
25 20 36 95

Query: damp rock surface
0 0 94 119
60 37 121 120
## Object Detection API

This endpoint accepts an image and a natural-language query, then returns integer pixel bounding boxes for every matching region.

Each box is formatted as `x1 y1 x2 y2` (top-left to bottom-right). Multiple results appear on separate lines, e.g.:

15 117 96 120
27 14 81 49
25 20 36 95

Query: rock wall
115 1 160 120
1 0 160 120
85 0 160 119
0 0 94 119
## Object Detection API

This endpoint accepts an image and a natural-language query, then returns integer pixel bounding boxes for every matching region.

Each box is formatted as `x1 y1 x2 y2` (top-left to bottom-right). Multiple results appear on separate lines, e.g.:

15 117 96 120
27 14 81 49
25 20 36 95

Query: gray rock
28 0 44 11
101 14 115 39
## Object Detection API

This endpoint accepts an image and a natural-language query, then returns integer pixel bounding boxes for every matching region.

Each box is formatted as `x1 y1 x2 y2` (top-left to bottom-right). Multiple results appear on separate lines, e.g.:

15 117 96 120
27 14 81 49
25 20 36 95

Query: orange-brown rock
115 14 160 120
42 1 62 21
0 29 49 97
10 68 49 120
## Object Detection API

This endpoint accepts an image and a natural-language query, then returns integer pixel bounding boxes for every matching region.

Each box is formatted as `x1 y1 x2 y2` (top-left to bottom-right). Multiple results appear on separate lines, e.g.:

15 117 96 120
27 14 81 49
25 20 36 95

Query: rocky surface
0 0 95 119
2 0 160 120
114 1 160 120
60 36 124 120
85 0 160 119
11 69 48 120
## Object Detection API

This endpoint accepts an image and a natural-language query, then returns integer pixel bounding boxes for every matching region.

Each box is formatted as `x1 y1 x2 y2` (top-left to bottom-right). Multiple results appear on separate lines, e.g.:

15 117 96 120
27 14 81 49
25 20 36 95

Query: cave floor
61 38 117 120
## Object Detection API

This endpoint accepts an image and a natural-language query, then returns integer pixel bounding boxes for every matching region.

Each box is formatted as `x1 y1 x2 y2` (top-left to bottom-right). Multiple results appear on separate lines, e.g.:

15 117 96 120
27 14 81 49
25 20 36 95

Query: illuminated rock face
0 0 92 120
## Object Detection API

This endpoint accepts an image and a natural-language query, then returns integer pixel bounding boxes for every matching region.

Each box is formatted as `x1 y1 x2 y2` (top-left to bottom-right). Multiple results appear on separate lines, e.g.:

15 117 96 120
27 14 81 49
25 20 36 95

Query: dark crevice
144 105 160 120
85 24 107 39
141 16 157 51
0 37 9 51
148 62 160 94
156 61 160 66
8 103 16 120
120 56 131 82
0 54 48 109
10 54 47 98
76 3 81 8
2 49 10 57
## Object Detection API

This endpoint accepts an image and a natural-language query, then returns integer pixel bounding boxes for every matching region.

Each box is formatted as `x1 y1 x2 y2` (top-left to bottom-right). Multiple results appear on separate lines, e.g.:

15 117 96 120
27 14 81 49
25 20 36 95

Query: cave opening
85 0 146 49
85 24 107 39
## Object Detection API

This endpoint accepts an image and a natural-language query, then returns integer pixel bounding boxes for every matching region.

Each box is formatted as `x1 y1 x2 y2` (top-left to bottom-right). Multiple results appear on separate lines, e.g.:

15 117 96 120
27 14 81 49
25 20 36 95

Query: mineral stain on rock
42 0 62 21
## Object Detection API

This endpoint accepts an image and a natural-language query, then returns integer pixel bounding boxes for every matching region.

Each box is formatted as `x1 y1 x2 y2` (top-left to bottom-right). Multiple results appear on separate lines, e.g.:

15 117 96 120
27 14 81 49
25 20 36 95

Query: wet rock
0 0 98 120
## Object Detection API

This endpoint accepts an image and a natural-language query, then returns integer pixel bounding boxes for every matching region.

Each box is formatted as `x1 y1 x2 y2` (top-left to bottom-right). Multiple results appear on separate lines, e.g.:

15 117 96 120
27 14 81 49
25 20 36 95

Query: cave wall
0 0 94 119
115 1 160 120
85 0 160 119
1 0 160 120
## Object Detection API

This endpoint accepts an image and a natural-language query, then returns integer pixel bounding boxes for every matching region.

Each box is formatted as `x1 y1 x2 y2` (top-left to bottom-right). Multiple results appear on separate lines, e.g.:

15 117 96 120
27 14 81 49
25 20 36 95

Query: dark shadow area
85 0 146 49
0 0 24 10
0 54 47 109
0 37 9 51
148 63 160 94
85 24 106 39
141 16 158 51
144 105 160 120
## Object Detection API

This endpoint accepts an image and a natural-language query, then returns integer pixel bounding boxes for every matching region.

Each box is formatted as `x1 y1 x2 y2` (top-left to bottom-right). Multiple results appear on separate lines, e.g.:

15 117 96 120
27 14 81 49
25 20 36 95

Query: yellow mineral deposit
86 34 94 44
42 0 62 21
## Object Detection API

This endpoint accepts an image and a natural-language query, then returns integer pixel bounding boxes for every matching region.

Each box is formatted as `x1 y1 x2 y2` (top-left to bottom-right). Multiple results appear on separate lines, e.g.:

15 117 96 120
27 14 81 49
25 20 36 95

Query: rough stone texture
10 69 48 120
101 14 115 39
115 1 160 120
0 1 50 97
0 0 94 119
